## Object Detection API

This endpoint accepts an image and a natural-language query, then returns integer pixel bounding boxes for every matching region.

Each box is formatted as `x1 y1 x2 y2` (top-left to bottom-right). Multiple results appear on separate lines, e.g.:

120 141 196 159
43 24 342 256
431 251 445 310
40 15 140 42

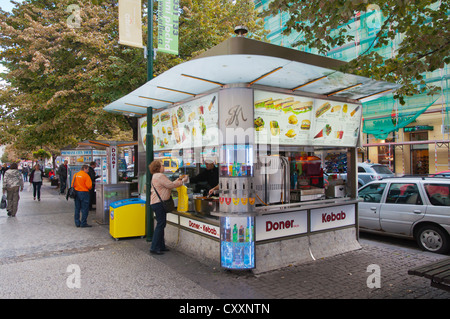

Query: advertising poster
220 216 255 269
312 99 361 147
118 0 143 48
254 90 314 145
139 93 218 151
254 90 362 147
157 0 179 55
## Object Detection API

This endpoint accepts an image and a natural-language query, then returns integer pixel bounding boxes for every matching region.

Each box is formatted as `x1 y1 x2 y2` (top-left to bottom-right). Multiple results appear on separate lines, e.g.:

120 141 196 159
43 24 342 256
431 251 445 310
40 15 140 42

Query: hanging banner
157 0 179 55
119 0 143 48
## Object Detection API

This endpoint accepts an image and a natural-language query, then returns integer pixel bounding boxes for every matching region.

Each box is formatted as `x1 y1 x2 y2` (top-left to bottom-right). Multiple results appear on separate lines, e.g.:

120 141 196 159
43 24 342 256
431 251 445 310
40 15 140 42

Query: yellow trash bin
109 198 146 239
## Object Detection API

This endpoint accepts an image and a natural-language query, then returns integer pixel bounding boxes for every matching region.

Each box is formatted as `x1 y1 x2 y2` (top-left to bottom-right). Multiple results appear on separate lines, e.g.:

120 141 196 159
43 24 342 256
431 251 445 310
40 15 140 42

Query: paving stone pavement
0 179 449 300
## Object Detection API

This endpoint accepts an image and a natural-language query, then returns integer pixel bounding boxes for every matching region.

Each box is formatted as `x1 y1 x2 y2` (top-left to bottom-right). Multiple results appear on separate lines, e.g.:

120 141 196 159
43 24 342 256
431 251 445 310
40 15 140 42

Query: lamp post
145 0 154 241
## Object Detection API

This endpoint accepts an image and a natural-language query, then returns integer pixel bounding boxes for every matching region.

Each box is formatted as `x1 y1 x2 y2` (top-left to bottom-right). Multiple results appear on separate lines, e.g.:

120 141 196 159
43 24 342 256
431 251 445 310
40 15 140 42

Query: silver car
358 177 450 254
339 163 395 188
357 163 395 187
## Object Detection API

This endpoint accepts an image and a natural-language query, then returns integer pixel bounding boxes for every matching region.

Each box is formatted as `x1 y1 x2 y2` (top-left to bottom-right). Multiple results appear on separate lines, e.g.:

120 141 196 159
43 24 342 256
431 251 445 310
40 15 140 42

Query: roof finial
234 26 248 37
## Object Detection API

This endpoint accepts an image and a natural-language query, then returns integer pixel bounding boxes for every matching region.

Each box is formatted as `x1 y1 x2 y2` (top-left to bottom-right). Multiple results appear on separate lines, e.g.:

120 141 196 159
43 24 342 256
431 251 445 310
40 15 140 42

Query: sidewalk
0 179 216 299
0 179 449 299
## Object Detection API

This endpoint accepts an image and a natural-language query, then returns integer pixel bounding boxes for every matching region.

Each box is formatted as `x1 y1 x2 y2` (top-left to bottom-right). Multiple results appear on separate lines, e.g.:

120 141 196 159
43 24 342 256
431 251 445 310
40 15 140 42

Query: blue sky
0 0 23 13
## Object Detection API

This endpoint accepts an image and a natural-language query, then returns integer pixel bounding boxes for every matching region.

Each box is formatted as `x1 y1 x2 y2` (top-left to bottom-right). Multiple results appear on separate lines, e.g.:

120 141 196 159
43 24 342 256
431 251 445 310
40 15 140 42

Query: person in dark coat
189 158 219 196
88 161 99 211
57 160 68 194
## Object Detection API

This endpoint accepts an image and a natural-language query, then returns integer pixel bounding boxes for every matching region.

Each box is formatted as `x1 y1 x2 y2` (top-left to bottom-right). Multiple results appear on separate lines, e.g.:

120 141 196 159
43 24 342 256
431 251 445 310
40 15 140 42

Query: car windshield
358 183 386 203
371 165 393 174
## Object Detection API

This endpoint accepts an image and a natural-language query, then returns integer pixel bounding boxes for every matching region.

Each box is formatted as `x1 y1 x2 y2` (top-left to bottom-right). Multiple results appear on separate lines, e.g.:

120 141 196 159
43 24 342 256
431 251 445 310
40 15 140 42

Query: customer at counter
188 158 219 196
149 159 186 255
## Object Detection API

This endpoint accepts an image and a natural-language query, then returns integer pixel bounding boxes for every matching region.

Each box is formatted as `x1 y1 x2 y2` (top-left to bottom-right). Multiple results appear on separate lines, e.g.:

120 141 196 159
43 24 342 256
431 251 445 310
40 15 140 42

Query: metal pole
146 0 154 241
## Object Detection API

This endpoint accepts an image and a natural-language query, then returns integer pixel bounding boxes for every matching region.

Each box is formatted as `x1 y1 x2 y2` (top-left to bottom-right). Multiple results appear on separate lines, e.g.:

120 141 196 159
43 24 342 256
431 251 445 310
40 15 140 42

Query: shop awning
104 37 400 116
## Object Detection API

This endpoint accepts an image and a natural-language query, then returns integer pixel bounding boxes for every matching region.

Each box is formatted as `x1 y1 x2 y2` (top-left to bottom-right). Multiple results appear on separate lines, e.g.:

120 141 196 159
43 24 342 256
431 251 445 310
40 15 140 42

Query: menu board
254 90 361 147
312 98 361 147
139 93 219 151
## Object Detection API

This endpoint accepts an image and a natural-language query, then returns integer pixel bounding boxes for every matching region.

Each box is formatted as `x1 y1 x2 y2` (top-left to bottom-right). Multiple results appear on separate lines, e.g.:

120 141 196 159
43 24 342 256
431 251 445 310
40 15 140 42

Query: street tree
0 0 135 158
1 0 265 158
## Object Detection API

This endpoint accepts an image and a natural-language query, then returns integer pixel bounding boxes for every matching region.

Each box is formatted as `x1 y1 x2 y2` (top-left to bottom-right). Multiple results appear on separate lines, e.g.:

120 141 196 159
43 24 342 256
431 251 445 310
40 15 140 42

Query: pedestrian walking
2 163 24 217
1 163 8 180
71 164 92 228
29 164 44 201
149 159 185 255
57 160 68 195
22 165 29 182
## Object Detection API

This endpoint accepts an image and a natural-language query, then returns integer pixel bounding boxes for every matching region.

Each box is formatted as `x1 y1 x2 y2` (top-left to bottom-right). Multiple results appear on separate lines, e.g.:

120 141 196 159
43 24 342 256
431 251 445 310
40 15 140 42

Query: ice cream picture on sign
254 90 362 148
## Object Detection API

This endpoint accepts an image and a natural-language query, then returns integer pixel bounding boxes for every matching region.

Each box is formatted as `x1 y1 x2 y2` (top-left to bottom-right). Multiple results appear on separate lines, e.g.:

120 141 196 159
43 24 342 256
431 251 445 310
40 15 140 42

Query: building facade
255 0 450 175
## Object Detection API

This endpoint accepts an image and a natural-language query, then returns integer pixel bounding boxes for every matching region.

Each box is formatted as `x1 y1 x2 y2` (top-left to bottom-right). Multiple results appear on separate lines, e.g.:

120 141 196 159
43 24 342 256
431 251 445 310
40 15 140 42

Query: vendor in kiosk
189 158 219 196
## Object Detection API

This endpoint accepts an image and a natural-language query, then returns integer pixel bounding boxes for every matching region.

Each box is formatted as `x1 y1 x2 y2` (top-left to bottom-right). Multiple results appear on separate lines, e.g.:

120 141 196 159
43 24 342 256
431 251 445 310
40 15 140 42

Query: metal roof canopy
61 140 137 150
104 37 400 116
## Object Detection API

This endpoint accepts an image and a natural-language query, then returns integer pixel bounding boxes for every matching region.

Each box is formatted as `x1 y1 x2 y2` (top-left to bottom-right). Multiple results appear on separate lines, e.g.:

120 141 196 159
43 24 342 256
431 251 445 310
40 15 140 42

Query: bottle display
219 144 253 177
220 216 255 269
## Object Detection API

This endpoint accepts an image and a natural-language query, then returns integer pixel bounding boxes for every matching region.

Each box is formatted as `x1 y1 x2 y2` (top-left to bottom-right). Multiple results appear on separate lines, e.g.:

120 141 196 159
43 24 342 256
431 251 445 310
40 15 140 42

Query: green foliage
0 0 266 158
262 0 449 103
32 148 51 160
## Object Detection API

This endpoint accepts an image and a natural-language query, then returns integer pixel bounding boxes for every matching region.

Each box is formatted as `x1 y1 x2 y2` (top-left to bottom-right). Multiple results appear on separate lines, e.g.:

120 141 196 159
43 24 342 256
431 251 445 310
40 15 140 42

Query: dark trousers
89 187 95 210
6 186 20 216
32 181 42 199
59 176 67 194
150 202 167 252
74 191 89 227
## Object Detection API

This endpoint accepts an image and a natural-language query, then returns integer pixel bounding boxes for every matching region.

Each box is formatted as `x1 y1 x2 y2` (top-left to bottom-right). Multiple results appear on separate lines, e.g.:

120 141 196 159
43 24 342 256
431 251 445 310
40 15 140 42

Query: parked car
160 157 179 173
431 170 450 178
339 163 395 188
358 177 450 254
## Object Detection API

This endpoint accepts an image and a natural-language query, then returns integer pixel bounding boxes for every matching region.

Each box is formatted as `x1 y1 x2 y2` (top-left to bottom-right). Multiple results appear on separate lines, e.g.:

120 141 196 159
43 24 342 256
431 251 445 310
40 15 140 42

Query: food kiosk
61 140 138 224
104 37 399 273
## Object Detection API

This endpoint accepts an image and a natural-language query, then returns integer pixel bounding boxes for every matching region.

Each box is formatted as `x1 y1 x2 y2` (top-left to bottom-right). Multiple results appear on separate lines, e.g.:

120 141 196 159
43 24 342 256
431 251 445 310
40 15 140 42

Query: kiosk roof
104 37 400 116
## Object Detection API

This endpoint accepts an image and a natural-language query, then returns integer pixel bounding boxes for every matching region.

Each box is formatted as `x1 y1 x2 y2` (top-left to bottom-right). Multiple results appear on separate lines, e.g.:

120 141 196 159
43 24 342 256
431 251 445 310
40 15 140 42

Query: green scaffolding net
255 0 450 141
362 94 441 140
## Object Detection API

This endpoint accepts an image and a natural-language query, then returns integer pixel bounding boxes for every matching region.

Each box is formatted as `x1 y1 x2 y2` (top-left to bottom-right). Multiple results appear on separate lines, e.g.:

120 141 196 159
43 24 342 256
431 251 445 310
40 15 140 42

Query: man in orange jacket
72 165 93 227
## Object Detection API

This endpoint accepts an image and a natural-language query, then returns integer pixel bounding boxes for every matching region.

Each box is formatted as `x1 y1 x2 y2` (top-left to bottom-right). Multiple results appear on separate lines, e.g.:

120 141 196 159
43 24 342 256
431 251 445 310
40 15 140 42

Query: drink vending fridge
219 144 255 269
220 216 255 269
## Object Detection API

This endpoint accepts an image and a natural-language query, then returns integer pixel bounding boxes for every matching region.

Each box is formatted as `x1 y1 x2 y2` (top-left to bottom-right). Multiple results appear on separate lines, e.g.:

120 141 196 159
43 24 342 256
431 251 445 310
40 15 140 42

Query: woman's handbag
1 195 6 209
152 183 175 212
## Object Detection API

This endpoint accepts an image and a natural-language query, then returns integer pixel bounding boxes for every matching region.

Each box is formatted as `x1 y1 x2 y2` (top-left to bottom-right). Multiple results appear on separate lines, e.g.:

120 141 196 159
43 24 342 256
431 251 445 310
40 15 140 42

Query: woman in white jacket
3 163 24 217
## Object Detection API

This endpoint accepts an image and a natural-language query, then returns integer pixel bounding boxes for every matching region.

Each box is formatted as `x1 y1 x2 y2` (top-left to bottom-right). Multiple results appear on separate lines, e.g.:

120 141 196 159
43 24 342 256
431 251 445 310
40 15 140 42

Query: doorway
410 132 429 175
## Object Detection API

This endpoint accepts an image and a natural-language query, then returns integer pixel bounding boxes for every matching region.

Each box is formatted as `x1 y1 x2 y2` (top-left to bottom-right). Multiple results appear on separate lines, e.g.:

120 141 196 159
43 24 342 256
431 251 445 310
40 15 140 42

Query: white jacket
3 169 24 190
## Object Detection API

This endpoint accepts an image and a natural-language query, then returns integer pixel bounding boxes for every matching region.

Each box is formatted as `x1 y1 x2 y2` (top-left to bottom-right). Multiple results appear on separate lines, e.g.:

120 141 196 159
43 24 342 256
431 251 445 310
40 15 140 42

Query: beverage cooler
219 144 256 270
220 216 255 269
96 183 131 224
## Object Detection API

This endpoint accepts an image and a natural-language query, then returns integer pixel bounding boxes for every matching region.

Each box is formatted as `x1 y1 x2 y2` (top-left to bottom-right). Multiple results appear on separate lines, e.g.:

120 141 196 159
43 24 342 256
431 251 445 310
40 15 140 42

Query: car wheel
416 225 450 254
